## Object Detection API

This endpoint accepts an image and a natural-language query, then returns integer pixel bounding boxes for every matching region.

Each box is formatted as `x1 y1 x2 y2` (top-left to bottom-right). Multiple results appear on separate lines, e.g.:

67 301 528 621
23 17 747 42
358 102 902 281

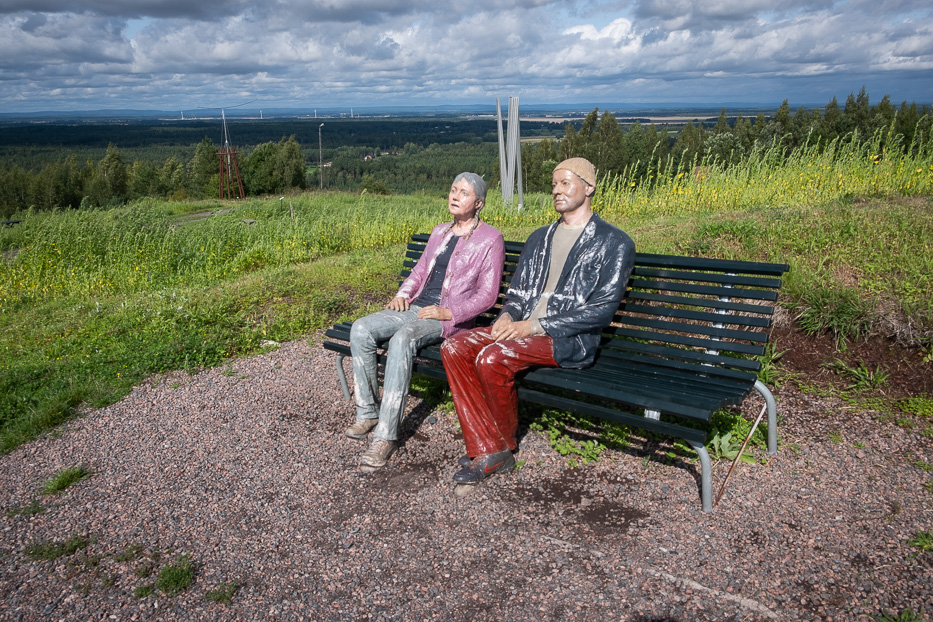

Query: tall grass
0 134 931 451
2 193 436 306
596 125 933 220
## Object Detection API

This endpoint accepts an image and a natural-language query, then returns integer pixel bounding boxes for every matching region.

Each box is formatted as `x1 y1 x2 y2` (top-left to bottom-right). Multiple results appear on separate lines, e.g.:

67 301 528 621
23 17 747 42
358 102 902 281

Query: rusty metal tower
198 100 254 200
217 108 245 200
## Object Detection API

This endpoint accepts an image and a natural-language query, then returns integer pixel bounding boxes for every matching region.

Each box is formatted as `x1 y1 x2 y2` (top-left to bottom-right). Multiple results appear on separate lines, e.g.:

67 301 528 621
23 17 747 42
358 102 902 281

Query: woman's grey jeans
349 306 443 441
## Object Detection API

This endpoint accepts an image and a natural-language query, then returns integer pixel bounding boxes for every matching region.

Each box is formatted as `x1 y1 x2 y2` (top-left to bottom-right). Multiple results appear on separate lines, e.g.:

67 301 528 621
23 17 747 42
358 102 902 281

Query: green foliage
360 174 391 195
5 498 44 518
326 141 499 194
205 580 240 604
877 609 927 622
708 409 768 460
133 584 154 599
527 404 768 466
188 137 219 198
243 135 306 195
113 544 144 563
155 554 195 596
41 465 91 494
756 340 788 387
899 396 933 418
736 192 933 347
790 284 874 346
4 89 931 214
410 376 454 414
23 535 89 561
824 359 890 391
527 407 630 467
908 531 933 552
707 431 750 462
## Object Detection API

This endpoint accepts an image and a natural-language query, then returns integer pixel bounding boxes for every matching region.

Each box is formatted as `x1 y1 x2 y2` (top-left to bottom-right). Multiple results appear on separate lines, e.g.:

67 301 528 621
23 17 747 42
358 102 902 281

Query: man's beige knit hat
553 157 596 186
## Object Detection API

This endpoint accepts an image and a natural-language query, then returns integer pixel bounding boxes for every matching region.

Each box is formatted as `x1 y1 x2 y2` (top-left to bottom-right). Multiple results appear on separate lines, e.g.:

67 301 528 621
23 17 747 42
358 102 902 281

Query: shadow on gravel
501 468 649 536
397 399 440 446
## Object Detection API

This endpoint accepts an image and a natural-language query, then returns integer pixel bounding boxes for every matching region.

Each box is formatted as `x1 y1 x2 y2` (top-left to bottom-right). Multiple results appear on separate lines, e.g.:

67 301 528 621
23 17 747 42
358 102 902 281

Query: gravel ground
1 334 931 621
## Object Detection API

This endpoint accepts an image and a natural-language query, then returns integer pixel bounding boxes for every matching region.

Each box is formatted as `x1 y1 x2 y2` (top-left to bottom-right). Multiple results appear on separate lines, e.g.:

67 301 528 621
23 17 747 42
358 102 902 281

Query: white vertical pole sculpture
496 96 524 209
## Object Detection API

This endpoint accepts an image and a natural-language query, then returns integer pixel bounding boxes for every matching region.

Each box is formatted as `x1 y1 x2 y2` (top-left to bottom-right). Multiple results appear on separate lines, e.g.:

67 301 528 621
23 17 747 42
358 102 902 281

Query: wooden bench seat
323 233 790 512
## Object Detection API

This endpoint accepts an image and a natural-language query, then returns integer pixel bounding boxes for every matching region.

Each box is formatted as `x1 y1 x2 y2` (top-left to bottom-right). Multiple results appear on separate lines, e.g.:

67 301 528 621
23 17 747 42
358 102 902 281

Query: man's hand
417 305 452 321
491 314 534 342
385 296 410 311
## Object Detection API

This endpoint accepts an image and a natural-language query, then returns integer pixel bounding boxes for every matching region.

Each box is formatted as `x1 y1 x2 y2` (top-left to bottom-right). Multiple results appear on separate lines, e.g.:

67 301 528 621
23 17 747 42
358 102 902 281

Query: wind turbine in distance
197 99 256 200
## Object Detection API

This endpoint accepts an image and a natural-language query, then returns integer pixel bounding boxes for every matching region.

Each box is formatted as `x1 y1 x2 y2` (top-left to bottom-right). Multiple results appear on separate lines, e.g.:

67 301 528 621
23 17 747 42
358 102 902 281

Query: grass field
1 137 931 453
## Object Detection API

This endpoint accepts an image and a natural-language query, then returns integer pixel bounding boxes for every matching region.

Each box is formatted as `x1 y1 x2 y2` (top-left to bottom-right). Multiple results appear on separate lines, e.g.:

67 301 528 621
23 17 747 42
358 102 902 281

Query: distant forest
0 87 930 218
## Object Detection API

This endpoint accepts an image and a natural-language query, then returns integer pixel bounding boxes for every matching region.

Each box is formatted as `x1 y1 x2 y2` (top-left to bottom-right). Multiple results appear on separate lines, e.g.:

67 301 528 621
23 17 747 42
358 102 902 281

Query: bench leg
335 353 351 401
686 439 713 513
753 380 778 455
649 408 712 511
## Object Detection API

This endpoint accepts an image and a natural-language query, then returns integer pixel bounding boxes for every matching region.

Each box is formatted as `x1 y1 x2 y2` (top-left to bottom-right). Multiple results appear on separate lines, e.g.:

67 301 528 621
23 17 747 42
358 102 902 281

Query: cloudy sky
1 0 931 113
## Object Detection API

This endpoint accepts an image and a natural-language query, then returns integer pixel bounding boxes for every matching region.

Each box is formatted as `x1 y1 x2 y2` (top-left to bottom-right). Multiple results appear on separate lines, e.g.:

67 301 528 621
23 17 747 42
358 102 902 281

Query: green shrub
41 466 91 494
23 535 89 561
155 554 195 596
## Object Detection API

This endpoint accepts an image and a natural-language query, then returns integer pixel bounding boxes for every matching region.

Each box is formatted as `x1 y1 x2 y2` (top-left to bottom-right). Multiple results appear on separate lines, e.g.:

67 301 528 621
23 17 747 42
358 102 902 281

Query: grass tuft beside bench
323 233 790 512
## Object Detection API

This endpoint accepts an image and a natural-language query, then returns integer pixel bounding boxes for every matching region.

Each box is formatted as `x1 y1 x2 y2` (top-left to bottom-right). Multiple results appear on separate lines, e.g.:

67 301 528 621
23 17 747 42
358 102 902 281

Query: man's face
552 169 592 215
448 178 481 218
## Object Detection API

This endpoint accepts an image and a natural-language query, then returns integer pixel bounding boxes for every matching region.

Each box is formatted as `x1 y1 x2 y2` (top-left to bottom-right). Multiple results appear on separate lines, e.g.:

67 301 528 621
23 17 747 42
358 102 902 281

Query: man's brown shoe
360 438 397 471
345 418 378 440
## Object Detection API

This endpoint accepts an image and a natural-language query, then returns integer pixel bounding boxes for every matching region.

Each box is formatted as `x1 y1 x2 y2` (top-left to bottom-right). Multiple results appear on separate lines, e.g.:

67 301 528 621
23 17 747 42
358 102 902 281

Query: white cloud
0 0 930 111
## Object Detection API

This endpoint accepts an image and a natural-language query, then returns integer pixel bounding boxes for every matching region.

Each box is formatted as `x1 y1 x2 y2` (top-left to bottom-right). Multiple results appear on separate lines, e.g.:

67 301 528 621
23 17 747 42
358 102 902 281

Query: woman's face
448 178 482 219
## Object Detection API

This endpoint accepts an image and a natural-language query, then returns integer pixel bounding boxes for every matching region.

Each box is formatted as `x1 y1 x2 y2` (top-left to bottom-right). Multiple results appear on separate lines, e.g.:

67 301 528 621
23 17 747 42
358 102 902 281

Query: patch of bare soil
169 209 232 228
772 323 933 398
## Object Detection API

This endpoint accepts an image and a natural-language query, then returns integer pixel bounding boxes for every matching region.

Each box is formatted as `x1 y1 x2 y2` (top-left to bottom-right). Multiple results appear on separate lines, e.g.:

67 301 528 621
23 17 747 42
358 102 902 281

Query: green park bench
323 232 790 512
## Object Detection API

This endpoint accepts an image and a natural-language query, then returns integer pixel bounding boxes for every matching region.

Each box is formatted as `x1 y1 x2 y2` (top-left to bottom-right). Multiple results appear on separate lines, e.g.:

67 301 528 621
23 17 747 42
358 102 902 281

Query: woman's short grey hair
453 172 487 204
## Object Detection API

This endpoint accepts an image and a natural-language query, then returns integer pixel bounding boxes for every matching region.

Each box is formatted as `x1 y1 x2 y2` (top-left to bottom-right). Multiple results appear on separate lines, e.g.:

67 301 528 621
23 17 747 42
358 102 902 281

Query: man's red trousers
440 327 558 458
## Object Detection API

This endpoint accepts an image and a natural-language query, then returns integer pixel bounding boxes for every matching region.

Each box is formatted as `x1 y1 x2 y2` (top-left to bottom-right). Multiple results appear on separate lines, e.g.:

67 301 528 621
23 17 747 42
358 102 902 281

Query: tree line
521 87 931 193
0 135 306 218
0 117 556 217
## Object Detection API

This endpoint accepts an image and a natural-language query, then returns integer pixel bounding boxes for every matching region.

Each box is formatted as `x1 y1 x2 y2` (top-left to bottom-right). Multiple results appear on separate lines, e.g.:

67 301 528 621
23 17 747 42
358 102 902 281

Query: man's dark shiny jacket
499 213 635 368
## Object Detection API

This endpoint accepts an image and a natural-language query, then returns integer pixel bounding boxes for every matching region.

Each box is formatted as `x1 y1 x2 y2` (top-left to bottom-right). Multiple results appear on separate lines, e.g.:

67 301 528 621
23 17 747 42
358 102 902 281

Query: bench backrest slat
622 302 772 328
629 277 780 302
608 327 766 357
599 349 760 383
634 266 784 289
625 291 775 315
635 252 790 276
601 338 762 371
612 315 768 343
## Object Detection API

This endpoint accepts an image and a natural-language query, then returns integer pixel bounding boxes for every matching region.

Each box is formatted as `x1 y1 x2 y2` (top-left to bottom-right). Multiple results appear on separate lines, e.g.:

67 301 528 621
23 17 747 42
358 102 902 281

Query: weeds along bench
322 233 790 512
